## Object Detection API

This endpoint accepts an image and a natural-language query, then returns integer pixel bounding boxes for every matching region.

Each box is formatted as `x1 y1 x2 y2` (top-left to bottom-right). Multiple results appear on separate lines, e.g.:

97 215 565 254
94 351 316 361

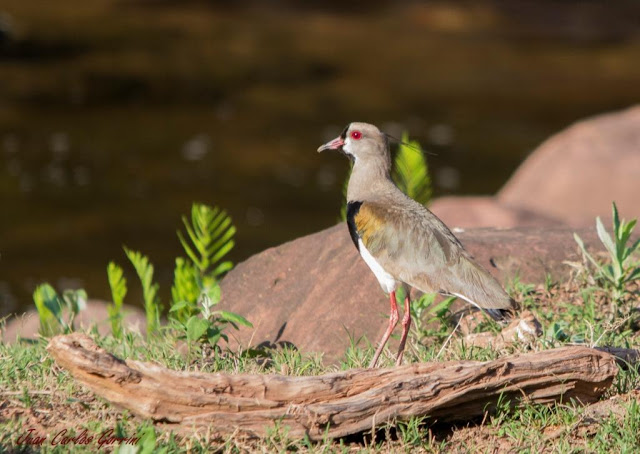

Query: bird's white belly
358 239 397 293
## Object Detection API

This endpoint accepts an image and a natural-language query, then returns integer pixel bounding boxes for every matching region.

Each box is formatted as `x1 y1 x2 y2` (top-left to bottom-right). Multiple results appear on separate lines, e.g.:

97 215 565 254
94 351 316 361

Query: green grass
2 207 639 452
3 272 640 453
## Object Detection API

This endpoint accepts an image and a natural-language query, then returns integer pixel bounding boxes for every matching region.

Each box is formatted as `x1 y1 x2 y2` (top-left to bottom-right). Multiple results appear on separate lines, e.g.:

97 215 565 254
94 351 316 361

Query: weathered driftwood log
47 333 617 440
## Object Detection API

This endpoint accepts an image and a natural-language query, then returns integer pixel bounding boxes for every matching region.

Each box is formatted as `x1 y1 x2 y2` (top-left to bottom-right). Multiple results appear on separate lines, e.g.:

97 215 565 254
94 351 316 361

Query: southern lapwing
318 122 517 368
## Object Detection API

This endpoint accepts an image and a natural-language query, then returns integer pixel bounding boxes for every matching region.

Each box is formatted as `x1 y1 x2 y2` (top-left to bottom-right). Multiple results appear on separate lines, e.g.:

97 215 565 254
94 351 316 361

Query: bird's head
317 122 389 163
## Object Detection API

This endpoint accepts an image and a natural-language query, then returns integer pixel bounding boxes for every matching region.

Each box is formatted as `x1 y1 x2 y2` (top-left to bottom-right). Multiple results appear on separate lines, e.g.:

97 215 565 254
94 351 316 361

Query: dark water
1 0 640 315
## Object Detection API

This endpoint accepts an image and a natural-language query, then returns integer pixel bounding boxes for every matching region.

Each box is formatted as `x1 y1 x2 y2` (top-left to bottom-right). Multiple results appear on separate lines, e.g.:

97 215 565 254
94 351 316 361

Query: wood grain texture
47 333 618 440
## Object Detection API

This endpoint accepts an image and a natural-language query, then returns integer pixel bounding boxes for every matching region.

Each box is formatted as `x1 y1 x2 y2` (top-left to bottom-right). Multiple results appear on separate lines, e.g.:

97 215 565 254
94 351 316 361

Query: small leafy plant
574 202 640 315
169 203 251 355
118 202 251 345
33 202 250 349
391 131 432 206
170 278 252 357
410 292 456 342
33 284 87 336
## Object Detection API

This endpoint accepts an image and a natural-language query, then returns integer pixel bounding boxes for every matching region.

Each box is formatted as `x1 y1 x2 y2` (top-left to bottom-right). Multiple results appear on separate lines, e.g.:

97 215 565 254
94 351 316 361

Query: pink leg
369 291 399 368
395 295 412 366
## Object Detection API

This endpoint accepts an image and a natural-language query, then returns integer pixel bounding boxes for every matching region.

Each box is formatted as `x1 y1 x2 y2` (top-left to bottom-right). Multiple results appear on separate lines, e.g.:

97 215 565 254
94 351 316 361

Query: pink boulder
498 105 640 226
220 223 605 363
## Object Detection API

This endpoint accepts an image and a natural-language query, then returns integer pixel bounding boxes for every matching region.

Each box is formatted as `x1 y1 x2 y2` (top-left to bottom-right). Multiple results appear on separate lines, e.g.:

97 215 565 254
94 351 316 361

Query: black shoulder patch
346 201 363 250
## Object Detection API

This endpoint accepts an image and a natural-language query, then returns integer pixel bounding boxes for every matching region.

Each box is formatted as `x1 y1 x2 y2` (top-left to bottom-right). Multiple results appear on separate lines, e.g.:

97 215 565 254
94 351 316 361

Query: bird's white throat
342 140 356 160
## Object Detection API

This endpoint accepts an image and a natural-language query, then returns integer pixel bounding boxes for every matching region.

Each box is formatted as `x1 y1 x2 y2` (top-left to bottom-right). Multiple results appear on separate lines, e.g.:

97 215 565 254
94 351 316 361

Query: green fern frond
177 203 236 279
392 131 432 206
170 203 238 330
107 262 127 338
124 247 161 336
170 258 200 323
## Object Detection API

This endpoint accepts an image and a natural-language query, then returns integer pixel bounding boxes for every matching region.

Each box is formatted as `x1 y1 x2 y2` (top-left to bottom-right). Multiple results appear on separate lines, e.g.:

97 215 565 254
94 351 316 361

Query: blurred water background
1 0 640 315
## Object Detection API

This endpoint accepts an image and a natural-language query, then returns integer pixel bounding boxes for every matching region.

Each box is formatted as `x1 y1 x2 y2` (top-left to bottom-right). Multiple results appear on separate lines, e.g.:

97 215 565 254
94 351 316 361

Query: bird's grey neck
346 158 393 201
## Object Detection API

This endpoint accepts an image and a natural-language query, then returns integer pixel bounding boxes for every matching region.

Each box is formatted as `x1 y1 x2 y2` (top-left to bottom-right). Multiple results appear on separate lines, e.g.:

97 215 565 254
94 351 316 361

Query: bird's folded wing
353 201 514 311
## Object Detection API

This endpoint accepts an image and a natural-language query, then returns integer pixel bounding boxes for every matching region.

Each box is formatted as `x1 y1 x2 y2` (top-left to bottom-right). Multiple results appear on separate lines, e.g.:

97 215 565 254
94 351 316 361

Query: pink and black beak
317 126 348 153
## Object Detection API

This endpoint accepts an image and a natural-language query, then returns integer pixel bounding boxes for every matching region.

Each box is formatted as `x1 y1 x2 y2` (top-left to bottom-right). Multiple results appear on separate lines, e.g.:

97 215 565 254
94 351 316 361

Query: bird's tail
484 298 519 321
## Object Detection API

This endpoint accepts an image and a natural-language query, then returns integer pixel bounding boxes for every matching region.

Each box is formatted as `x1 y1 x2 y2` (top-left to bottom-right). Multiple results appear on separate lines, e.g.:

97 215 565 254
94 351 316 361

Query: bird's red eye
350 131 362 140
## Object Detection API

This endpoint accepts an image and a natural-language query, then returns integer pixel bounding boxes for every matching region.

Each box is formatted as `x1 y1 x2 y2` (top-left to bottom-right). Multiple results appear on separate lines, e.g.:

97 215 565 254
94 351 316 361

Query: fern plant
171 203 235 322
170 257 201 322
340 131 432 220
107 262 128 339
170 202 251 348
124 247 161 337
112 202 248 347
177 203 235 279
31 201 249 347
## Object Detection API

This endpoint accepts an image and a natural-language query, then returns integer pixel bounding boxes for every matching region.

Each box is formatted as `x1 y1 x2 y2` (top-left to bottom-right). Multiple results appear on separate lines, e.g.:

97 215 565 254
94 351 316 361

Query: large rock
429 105 640 229
220 223 605 363
221 224 385 361
429 196 562 229
498 105 640 226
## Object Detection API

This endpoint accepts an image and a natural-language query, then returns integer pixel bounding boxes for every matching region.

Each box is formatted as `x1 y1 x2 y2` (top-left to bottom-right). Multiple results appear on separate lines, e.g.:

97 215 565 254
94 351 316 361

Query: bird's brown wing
353 200 515 313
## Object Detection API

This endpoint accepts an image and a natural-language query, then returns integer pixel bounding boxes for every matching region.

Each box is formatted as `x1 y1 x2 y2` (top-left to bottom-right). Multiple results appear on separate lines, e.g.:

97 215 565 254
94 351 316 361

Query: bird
318 122 517 368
